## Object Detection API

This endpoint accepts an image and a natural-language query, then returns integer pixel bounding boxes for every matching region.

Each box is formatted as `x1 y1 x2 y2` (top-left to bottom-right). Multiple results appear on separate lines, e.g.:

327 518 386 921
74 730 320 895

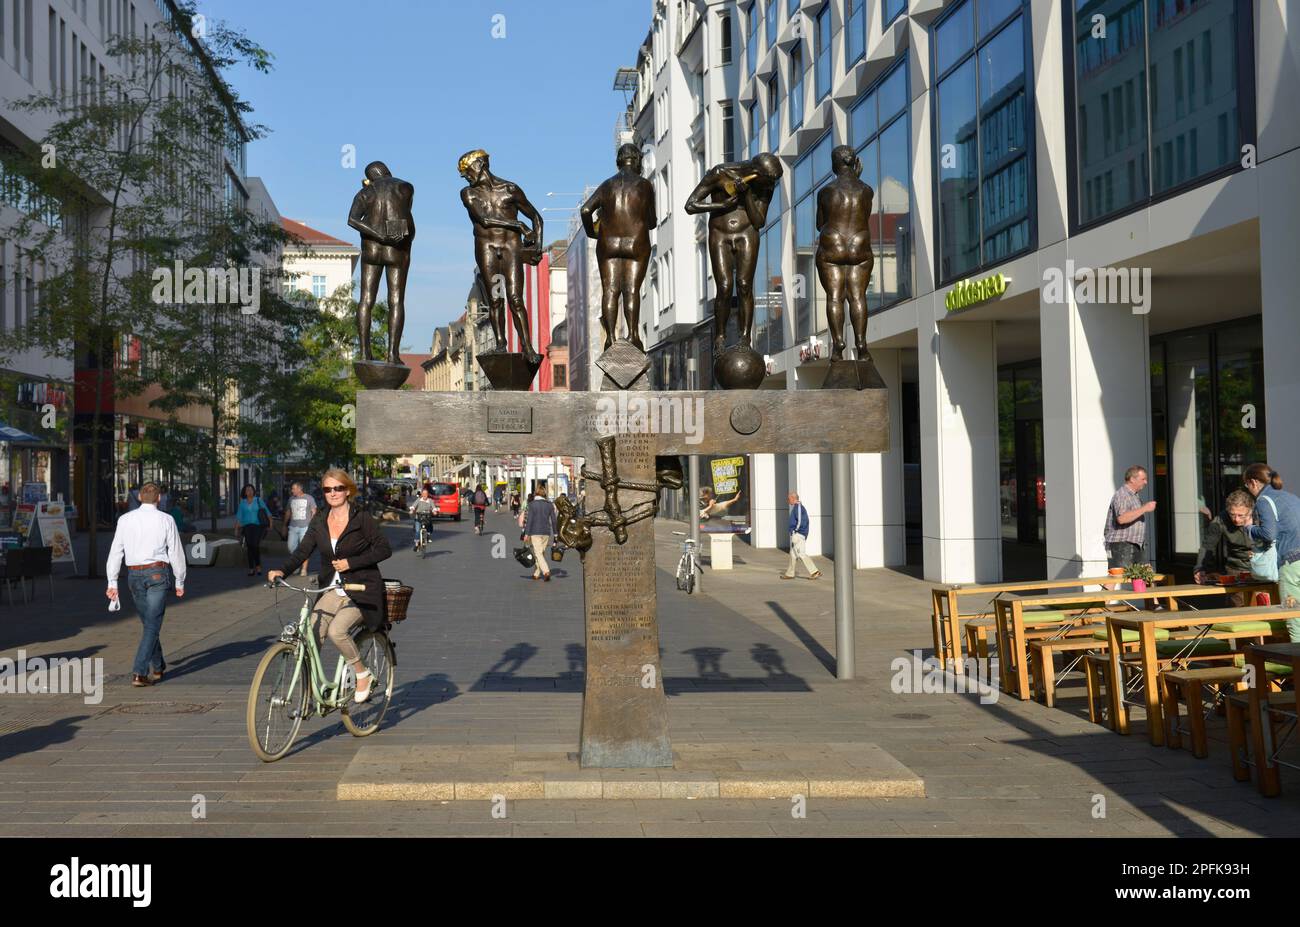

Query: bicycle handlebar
266 578 365 594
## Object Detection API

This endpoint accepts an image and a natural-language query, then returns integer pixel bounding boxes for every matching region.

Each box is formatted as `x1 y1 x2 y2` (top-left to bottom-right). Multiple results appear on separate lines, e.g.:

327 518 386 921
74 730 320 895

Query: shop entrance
999 363 1045 579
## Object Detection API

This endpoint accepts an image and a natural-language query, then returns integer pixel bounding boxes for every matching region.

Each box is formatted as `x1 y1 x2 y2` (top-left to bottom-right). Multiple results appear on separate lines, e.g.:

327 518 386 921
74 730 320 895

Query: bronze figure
348 161 415 366
685 153 783 355
581 143 657 352
816 145 875 364
458 149 544 366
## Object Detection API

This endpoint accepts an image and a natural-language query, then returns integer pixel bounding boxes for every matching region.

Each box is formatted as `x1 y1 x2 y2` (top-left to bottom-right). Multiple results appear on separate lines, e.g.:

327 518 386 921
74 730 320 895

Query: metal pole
832 452 855 680
687 356 701 593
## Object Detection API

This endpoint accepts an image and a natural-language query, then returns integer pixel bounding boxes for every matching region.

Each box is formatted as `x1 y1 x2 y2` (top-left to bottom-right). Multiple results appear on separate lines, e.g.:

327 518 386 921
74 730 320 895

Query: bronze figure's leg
385 253 409 365
625 255 648 352
505 247 539 362
597 255 620 351
733 227 760 347
709 234 735 354
476 239 506 348
817 252 848 360
357 261 382 361
846 259 873 360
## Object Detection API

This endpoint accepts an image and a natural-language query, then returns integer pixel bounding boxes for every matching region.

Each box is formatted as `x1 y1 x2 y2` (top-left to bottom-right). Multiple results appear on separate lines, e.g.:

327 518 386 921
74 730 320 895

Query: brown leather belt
127 561 168 570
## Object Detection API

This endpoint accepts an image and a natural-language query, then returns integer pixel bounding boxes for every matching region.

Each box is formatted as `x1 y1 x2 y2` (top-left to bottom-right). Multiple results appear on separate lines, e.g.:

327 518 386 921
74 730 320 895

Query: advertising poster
700 455 751 533
33 501 75 566
12 504 35 539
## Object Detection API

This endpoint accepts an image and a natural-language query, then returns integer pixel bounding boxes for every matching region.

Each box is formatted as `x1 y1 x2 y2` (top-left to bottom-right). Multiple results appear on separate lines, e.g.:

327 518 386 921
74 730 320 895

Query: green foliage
1122 561 1156 583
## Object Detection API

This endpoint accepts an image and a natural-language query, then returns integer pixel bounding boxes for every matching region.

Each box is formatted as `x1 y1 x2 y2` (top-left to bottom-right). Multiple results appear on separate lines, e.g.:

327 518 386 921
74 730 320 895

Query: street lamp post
687 355 700 594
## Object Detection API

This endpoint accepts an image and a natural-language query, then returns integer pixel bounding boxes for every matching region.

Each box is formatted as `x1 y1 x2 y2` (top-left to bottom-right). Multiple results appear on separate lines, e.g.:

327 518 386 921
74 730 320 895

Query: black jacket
281 501 393 629
1194 513 1254 576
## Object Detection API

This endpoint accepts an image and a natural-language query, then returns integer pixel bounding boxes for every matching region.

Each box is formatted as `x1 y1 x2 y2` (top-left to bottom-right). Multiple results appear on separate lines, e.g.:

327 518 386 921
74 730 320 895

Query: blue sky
217 0 648 352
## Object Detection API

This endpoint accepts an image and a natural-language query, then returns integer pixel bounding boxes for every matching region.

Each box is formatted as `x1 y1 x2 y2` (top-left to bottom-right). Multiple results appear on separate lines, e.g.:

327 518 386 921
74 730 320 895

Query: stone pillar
749 453 783 550
1040 274 1153 578
1261 148 1300 478
917 319 1002 582
789 452 832 556
853 347 905 567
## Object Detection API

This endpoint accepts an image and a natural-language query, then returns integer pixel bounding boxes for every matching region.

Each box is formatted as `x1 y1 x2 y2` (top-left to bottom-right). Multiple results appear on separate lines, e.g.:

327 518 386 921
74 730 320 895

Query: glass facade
846 0 865 66
746 2 758 76
766 0 777 47
749 100 761 159
998 364 1045 545
791 134 834 342
815 7 832 101
790 42 804 129
934 0 1032 283
1072 0 1244 226
1150 317 1266 566
753 188 786 356
883 0 907 26
768 74 781 152
849 62 914 310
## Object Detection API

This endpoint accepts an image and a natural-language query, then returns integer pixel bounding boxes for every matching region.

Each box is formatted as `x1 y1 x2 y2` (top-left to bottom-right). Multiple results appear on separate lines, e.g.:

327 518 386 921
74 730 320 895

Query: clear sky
217 0 648 353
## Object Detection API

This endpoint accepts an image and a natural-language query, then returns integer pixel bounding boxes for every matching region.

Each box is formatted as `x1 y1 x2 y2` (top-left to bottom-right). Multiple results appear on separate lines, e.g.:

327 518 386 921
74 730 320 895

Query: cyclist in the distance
409 486 436 550
471 484 490 535
268 468 392 704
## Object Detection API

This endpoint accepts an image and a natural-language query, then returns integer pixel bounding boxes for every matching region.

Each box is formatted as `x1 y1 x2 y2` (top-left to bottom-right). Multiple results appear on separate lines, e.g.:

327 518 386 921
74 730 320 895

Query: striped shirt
1104 485 1145 546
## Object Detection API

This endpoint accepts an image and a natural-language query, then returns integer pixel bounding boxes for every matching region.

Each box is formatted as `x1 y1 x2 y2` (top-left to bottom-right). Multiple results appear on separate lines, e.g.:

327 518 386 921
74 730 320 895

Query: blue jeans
127 566 171 677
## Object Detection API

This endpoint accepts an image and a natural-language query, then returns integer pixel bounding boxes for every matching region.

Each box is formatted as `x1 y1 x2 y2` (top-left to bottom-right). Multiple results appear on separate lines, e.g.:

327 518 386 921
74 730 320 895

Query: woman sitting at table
1193 490 1256 605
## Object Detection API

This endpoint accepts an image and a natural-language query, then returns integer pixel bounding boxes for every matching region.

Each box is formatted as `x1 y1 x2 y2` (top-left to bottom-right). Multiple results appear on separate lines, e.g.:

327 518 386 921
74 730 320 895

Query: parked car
425 481 461 521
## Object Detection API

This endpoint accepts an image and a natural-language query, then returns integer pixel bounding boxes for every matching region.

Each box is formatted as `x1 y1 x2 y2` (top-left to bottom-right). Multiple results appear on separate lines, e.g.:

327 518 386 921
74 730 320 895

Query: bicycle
246 577 396 762
672 530 699 594
413 513 433 556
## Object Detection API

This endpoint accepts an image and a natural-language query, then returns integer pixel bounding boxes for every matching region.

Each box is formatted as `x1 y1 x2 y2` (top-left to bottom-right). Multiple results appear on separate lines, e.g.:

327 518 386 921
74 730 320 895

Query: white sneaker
353 669 374 704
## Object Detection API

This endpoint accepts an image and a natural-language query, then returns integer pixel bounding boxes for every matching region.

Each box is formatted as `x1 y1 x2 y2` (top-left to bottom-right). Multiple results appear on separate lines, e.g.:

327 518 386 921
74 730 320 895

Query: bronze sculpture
458 149 544 382
815 145 883 390
685 153 783 389
580 143 657 352
348 161 416 388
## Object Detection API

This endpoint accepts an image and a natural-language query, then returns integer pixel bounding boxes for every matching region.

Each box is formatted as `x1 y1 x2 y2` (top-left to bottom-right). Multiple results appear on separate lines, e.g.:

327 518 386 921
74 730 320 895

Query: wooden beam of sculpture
355 388 889 456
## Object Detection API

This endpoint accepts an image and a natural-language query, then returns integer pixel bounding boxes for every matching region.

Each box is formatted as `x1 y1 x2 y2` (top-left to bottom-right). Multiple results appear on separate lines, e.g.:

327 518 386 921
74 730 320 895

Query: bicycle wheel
246 642 306 762
341 632 395 736
683 560 696 595
676 555 688 591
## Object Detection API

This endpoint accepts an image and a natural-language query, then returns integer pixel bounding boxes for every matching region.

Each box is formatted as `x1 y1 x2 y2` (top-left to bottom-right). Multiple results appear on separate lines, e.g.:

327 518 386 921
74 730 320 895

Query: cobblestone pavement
1 509 1298 837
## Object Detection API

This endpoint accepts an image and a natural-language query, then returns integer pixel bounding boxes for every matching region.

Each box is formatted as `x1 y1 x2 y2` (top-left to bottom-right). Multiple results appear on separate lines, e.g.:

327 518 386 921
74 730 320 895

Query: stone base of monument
713 343 767 390
477 350 542 391
336 742 925 800
821 356 886 391
353 360 411 391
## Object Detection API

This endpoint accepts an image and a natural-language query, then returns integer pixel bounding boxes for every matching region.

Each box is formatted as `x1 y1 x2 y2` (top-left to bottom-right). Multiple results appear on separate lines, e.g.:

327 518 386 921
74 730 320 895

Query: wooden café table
1242 640 1300 796
1105 597 1286 745
930 573 1172 674
996 582 1264 702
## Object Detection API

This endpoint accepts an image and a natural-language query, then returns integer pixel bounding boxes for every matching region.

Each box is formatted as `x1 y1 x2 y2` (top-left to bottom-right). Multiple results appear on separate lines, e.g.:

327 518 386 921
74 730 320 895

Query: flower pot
1131 579 1147 593
1108 568 1125 577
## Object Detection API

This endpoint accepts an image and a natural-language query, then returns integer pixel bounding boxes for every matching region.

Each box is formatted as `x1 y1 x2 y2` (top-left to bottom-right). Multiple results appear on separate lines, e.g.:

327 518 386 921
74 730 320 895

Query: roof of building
399 354 431 388
547 239 568 268
551 319 568 346
281 218 355 249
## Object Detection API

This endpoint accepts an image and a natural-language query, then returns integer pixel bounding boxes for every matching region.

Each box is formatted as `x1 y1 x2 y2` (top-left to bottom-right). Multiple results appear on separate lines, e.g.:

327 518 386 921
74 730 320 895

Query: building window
553 364 566 388
883 0 906 27
745 2 758 76
765 0 777 47
719 12 732 64
792 133 833 342
846 0 865 65
790 42 804 129
933 0 1033 284
721 99 736 163
788 0 799 16
748 100 760 159
850 61 913 310
815 7 832 101
753 187 786 354
767 74 781 151
1070 0 1247 226
311 275 327 299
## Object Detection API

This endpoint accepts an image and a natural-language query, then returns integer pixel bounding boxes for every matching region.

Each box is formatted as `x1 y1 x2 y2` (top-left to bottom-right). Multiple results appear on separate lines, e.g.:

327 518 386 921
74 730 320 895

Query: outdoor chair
24 545 52 603
0 548 27 605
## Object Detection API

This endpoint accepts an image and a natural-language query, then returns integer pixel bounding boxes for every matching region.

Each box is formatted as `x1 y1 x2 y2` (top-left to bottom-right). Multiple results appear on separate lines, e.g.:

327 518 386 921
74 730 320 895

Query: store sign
945 272 1010 312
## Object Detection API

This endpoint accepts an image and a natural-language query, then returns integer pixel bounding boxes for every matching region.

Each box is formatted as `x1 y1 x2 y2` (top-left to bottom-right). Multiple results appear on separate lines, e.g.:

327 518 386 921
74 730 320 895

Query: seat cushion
1092 627 1172 643
1154 638 1232 658
1211 620 1287 634
1233 654 1295 676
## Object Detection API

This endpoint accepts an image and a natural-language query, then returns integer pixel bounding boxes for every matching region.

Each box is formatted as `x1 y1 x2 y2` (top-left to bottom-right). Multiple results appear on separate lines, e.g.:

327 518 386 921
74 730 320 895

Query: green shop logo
945 272 1010 311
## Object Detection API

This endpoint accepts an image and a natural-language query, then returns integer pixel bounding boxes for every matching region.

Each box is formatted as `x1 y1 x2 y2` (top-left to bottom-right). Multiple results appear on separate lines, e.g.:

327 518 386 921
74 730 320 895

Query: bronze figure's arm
580 183 603 240
460 187 527 233
646 178 658 230
815 185 829 233
513 184 544 247
348 190 381 241
739 182 767 230
684 172 739 214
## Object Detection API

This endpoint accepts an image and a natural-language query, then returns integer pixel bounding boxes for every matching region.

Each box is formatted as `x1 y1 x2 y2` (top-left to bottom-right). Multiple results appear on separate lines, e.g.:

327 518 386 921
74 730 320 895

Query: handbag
1251 495 1280 582
257 501 270 529
513 546 535 568
550 542 565 563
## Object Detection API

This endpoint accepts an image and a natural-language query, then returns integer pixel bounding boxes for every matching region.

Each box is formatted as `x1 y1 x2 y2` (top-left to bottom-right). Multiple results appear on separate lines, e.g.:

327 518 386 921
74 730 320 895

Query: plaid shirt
1104 485 1146 546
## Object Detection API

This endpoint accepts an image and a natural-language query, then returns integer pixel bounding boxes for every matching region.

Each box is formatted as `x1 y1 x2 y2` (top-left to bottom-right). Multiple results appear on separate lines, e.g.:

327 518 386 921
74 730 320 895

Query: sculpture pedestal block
478 351 542 391
354 361 411 391
822 357 886 391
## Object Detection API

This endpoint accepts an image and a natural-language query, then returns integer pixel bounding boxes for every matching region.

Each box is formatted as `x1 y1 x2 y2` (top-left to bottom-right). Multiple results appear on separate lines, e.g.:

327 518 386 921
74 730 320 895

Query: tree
0 2 274 574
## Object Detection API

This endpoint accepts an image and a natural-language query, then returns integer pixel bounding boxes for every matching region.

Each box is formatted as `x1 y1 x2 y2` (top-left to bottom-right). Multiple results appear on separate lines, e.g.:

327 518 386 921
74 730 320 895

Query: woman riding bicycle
267 468 392 704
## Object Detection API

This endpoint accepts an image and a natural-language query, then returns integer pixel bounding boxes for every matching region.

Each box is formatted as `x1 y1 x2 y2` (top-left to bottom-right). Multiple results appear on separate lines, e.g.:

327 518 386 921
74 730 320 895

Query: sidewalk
0 507 1295 836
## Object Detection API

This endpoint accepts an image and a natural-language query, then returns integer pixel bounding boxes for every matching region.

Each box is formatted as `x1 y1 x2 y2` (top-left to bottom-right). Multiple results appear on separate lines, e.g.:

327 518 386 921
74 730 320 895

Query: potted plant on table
1122 562 1156 593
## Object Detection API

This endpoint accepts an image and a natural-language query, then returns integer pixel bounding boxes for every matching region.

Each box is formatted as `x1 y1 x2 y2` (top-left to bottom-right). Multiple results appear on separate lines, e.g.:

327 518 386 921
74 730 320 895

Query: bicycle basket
384 580 413 622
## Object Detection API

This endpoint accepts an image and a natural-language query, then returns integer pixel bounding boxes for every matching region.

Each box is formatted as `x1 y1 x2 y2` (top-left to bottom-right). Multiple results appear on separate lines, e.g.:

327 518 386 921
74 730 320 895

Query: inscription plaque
486 405 533 434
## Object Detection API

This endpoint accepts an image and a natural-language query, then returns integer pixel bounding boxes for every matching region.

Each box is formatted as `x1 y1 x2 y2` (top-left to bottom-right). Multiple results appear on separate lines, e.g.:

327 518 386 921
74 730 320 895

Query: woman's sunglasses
323 486 348 494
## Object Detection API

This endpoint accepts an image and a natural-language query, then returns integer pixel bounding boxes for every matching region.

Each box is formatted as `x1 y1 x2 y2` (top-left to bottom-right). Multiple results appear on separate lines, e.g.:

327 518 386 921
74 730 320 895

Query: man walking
782 491 821 580
523 485 557 582
1105 465 1156 574
283 482 317 575
105 482 187 687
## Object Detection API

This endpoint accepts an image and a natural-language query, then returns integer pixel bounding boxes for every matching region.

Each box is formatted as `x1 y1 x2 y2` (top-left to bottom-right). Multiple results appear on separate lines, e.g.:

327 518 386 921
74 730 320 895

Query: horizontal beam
355 388 889 456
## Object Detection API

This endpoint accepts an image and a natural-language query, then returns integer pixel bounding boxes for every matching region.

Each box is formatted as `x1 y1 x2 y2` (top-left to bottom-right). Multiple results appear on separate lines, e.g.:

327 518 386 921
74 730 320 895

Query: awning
0 424 41 443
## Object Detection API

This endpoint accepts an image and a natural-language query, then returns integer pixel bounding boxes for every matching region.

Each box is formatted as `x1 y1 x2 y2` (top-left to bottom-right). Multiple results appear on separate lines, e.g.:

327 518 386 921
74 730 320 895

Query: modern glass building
623 0 1295 582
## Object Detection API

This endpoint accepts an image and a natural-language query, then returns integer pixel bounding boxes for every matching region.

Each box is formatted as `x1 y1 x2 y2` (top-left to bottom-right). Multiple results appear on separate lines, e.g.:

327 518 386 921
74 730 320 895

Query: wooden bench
1085 643 1246 731
1226 688 1297 782
1030 633 1144 707
1160 667 1247 757
930 574 1171 674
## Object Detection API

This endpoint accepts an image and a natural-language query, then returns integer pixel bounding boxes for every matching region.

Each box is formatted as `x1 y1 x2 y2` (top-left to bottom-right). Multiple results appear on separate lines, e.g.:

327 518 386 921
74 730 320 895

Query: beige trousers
311 590 363 663
530 535 551 576
784 532 819 577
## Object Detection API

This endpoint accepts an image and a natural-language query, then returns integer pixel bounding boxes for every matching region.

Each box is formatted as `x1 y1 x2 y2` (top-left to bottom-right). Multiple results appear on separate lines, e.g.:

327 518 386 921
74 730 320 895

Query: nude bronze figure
458 149 544 366
684 153 783 355
348 161 415 365
581 143 657 352
815 145 875 363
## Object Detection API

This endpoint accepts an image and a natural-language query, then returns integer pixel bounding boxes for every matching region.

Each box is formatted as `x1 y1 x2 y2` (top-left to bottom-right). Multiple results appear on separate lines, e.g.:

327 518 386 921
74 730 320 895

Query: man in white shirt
106 482 187 687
